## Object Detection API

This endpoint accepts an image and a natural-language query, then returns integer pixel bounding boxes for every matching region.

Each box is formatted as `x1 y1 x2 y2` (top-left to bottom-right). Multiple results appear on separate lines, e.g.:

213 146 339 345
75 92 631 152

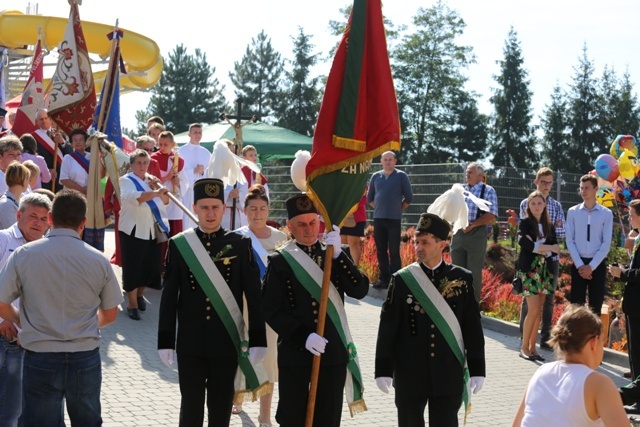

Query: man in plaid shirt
518 167 566 350
450 163 499 302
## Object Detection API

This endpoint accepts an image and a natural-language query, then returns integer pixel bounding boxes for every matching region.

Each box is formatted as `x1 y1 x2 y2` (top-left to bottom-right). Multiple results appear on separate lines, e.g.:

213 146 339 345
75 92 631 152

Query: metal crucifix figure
219 98 258 229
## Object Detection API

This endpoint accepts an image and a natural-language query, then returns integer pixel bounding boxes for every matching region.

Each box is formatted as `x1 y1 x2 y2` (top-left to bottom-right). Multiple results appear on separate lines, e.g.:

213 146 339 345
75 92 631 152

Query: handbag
154 221 169 244
511 275 523 295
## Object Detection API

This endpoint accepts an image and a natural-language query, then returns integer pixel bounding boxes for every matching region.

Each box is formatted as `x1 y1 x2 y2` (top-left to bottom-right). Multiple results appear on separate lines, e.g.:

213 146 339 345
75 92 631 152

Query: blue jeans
19 348 102 427
0 336 24 427
373 218 402 283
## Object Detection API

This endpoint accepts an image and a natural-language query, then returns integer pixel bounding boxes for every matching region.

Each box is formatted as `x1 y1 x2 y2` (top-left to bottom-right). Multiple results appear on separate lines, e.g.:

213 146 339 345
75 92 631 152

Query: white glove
249 347 267 364
469 376 484 394
325 225 342 259
376 377 392 394
305 333 328 356
158 349 175 368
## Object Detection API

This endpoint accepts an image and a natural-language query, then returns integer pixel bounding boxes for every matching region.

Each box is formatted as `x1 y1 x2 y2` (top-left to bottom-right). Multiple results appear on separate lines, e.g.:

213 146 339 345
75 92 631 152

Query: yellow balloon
619 149 636 180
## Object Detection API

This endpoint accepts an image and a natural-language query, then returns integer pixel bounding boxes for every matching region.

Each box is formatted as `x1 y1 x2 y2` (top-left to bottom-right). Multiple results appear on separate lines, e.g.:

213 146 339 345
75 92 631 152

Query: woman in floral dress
517 191 560 361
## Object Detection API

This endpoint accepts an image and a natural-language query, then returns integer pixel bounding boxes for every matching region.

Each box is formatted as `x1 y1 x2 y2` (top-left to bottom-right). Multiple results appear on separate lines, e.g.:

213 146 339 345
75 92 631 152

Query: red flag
306 0 400 227
47 0 96 134
11 38 45 138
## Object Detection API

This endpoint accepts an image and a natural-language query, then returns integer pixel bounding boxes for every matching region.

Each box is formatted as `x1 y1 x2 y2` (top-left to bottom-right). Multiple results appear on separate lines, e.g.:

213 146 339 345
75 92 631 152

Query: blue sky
4 0 640 133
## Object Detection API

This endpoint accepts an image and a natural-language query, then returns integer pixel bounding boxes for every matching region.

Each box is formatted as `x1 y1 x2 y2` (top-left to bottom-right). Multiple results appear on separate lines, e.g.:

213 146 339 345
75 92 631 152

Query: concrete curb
367 285 630 368
481 314 629 368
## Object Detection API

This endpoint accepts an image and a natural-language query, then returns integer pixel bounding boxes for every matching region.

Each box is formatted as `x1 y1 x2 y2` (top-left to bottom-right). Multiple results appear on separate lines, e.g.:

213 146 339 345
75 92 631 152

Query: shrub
479 267 522 322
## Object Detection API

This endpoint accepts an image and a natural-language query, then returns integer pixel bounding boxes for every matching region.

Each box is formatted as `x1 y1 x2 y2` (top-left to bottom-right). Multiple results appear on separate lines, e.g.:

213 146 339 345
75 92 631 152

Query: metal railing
261 163 587 227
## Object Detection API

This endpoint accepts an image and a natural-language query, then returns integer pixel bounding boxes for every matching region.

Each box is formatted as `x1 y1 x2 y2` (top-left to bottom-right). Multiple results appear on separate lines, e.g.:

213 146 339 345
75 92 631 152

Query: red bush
480 268 522 322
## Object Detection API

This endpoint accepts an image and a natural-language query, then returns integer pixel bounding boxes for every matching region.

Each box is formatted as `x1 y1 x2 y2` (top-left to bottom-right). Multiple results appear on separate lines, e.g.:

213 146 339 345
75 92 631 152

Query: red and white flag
10 38 45 138
48 0 96 134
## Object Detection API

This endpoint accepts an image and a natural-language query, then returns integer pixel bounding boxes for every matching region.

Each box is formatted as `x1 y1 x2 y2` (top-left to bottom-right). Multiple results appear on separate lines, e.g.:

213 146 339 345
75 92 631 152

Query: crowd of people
0 106 635 427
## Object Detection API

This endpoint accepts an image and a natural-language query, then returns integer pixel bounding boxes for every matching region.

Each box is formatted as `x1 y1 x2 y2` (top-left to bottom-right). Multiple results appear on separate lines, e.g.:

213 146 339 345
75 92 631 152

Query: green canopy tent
174 121 312 160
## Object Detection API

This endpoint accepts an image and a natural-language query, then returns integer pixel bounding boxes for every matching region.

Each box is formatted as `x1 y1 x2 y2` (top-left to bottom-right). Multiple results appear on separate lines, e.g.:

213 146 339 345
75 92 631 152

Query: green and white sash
173 229 271 403
277 240 367 417
397 263 472 424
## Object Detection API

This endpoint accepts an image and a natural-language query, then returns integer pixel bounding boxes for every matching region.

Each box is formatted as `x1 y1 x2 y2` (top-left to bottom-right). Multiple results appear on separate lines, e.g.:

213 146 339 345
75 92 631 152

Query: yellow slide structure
0 10 162 93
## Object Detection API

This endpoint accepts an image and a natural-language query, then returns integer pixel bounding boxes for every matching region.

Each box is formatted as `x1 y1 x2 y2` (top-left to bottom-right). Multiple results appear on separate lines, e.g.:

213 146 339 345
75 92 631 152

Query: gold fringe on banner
233 381 273 404
333 135 366 152
348 399 368 417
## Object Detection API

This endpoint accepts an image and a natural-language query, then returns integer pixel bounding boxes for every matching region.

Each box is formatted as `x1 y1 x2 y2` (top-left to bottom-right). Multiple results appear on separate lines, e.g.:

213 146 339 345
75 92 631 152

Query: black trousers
276 364 347 427
570 260 606 315
177 353 237 427
395 386 462 427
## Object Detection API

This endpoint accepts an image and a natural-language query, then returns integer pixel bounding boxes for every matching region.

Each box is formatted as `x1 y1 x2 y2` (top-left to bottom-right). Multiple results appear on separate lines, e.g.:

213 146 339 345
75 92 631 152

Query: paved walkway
94 230 629 426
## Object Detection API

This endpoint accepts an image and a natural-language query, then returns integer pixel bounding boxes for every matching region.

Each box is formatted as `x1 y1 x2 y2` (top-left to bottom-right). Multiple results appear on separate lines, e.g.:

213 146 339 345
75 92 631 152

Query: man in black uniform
157 178 267 427
375 213 486 427
262 193 369 427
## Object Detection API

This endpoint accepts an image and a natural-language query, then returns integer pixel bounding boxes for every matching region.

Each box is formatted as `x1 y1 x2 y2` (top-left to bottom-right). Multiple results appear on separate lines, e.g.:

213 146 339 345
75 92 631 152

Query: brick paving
93 229 629 426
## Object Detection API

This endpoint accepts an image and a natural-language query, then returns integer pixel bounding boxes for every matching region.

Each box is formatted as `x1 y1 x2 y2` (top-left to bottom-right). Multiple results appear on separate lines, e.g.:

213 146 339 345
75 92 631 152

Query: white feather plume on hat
427 184 492 234
291 150 311 192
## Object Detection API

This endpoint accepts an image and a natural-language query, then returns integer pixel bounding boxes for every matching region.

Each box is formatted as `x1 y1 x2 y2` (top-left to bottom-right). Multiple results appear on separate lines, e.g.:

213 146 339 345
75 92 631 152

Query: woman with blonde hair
513 304 628 426
0 161 31 229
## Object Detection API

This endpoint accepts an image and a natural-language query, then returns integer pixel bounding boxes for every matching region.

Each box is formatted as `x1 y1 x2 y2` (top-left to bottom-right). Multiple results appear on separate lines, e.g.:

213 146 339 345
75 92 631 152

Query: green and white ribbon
398 263 472 423
278 240 367 416
173 229 270 402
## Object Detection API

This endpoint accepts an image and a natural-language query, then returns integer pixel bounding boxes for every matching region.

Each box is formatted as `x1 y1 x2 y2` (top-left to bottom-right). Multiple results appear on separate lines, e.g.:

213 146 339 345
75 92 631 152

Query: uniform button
430 324 435 329
206 316 211 320
207 251 211 255
206 298 210 302
314 319 318 323
312 301 317 306
206 242 211 246
343 265 347 269
206 306 211 311
340 260 344 264
430 353 435 357
431 343 435 348
313 310 318 314
191 287 195 290
431 334 435 338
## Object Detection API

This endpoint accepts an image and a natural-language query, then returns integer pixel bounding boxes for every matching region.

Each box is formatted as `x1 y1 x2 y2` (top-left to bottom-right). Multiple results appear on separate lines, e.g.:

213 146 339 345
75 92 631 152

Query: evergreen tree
612 70 640 137
229 31 284 122
598 65 620 143
540 84 571 171
566 45 605 173
392 1 477 164
141 44 227 133
446 89 489 163
275 28 321 136
488 27 538 170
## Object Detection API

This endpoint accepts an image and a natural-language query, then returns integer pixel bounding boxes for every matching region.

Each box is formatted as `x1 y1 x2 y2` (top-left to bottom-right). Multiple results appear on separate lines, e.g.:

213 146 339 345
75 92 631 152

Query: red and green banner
306 0 400 227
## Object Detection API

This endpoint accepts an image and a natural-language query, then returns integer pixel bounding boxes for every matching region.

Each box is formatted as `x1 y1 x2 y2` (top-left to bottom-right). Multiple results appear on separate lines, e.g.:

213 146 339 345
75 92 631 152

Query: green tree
445 89 489 163
140 44 227 133
488 27 538 169
598 65 620 143
229 30 284 122
275 28 321 136
540 84 571 172
392 1 476 164
610 70 640 137
566 45 605 173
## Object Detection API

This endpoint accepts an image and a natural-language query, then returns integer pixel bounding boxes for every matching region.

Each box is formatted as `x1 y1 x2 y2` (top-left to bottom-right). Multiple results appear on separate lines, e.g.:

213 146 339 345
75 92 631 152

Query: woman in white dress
234 184 286 427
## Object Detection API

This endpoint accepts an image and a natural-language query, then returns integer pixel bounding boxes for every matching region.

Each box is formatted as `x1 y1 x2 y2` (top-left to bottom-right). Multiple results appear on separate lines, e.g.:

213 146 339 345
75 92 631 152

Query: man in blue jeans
367 151 413 289
0 190 122 427
0 193 51 426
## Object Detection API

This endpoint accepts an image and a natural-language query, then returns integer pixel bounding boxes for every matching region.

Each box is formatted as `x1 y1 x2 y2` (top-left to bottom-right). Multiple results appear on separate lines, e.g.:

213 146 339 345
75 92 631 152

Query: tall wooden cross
219 98 257 229
219 97 257 155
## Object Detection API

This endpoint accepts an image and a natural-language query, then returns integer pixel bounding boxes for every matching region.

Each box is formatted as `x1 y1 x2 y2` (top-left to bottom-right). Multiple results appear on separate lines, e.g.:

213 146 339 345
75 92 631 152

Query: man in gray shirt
367 151 413 289
0 190 122 427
